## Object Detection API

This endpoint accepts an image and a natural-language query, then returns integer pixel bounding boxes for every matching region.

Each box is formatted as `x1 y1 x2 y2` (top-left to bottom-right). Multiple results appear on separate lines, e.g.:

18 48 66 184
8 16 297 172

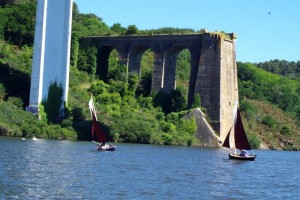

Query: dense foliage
0 101 76 140
255 59 300 81
86 76 197 145
238 62 300 150
42 80 64 123
0 0 36 46
238 62 300 117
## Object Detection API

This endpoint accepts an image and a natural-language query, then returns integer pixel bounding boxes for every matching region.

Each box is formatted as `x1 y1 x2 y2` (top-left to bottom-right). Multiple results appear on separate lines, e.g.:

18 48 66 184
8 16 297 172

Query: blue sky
74 0 300 63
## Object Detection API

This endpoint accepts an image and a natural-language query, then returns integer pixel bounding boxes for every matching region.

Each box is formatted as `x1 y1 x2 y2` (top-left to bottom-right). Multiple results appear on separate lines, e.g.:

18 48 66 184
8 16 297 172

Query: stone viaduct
80 33 238 140
28 0 237 142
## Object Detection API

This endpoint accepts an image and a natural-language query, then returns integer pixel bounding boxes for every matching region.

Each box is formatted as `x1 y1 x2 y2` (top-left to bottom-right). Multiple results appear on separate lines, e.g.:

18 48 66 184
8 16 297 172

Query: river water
0 136 299 199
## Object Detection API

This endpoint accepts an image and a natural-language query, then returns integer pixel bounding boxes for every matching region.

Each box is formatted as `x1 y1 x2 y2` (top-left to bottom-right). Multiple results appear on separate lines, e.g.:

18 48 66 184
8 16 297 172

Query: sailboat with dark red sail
88 95 116 151
222 103 256 161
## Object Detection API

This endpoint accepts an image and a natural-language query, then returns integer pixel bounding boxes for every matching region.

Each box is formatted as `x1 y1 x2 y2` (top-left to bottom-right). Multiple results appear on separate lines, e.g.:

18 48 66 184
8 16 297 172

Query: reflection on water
0 136 299 199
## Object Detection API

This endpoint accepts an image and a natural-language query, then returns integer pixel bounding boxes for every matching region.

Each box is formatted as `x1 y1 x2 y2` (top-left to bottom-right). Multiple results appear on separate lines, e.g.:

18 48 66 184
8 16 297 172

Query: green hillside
238 62 300 150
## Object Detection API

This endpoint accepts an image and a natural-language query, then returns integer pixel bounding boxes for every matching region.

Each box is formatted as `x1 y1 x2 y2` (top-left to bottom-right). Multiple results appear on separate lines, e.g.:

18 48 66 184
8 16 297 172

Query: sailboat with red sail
88 95 116 151
222 103 256 161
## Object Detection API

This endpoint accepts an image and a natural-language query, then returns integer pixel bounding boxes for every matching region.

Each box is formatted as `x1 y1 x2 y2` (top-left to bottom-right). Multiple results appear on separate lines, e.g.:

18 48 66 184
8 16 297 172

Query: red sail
90 110 106 143
222 126 232 148
234 109 251 150
89 96 107 143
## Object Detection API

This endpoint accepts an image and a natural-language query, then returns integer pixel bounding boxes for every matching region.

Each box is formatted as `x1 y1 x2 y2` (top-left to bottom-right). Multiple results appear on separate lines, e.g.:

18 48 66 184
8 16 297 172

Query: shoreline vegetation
0 0 299 151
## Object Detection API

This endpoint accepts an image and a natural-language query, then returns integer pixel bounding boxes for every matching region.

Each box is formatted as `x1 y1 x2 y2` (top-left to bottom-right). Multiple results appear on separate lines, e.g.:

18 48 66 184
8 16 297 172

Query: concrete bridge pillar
193 33 238 139
118 50 129 67
128 47 147 75
162 52 177 92
187 52 201 108
117 49 130 82
195 35 221 133
219 35 238 142
151 52 166 92
27 0 73 116
119 57 128 66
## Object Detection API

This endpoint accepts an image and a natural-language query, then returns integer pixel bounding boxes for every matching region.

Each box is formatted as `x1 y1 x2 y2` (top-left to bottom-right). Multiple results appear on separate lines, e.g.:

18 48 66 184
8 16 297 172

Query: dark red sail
91 111 106 143
222 106 252 150
222 126 232 148
234 109 251 150
89 96 107 143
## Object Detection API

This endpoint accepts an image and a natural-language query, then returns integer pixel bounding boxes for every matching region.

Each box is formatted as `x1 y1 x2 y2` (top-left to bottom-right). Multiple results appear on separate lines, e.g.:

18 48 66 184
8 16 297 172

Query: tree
170 88 186 112
0 0 15 7
72 13 113 37
77 46 97 75
42 80 63 124
110 23 126 35
125 25 138 35
127 73 139 96
278 93 300 112
70 33 79 68
72 2 80 22
152 88 186 114
191 93 201 109
136 71 152 97
1 1 36 46
256 59 300 80
0 83 6 100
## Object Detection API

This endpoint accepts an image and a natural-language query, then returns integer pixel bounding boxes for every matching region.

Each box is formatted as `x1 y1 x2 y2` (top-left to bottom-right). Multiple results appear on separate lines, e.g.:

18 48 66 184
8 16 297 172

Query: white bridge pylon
27 0 73 115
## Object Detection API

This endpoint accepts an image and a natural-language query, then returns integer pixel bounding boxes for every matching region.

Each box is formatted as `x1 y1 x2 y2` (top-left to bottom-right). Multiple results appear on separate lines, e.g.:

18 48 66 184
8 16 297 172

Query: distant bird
32 137 37 141
21 138 26 140
268 12 271 15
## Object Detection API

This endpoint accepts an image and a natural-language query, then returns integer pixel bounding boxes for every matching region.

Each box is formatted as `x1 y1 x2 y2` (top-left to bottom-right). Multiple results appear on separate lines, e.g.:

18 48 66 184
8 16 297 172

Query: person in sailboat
96 142 106 150
97 142 113 150
239 149 249 157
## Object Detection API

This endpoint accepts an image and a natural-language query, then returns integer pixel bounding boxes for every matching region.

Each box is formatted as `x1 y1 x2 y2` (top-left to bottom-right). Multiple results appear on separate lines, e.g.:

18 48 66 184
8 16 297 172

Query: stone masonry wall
80 33 238 142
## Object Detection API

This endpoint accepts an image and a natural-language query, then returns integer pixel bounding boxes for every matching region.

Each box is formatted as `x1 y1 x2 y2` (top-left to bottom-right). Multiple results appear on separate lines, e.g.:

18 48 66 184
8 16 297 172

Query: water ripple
1 137 300 199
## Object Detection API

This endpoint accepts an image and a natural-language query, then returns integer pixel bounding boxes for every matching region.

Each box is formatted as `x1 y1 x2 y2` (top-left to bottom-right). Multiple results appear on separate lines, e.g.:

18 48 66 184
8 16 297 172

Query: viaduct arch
80 33 238 140
27 0 238 141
